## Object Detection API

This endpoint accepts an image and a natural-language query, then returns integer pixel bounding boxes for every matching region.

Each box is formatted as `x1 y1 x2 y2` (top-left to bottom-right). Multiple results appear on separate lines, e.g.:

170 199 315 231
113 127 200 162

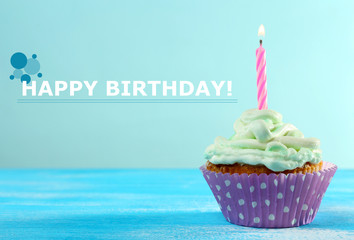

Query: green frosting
204 109 322 172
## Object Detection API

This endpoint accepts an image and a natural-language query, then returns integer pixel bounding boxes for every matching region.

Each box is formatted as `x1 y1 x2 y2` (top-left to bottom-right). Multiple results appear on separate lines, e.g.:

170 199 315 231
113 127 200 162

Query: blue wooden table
0 169 352 239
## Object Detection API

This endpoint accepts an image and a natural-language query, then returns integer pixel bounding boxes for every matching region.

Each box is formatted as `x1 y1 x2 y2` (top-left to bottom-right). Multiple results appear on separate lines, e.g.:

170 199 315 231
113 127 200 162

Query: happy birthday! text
22 81 233 97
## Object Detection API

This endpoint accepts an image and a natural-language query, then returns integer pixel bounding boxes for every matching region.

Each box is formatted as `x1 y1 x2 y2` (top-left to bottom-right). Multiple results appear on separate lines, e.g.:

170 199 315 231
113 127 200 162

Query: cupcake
200 109 337 228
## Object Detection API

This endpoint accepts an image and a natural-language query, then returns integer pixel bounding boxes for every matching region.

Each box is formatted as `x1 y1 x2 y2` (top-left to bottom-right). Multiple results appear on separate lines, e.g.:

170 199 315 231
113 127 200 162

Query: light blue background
0 0 353 168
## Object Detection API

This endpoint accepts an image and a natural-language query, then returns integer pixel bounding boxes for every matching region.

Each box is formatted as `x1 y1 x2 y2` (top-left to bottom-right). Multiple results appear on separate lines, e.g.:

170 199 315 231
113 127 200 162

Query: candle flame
258 24 265 37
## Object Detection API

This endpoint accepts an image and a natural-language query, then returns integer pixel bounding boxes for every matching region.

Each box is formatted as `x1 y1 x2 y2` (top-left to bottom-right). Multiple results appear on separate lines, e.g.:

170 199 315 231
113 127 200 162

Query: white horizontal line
17 99 238 103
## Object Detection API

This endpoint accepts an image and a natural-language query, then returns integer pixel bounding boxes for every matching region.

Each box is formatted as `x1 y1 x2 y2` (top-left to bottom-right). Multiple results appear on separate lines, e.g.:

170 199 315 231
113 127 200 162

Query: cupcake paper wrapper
200 161 337 228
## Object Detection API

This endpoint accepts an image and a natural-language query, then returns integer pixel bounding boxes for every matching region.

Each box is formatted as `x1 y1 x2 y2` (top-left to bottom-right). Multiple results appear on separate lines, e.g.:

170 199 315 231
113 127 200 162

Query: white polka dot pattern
291 218 297 225
224 180 231 187
309 208 314 215
201 161 337 228
274 179 278 186
283 206 289 213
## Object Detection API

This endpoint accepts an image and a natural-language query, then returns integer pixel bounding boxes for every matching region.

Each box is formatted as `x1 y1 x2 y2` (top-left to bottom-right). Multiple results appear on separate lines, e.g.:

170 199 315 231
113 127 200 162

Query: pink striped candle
256 24 268 110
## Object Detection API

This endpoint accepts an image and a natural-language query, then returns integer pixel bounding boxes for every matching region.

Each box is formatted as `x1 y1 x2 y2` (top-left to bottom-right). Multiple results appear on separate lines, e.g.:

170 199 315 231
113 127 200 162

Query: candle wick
260 39 262 45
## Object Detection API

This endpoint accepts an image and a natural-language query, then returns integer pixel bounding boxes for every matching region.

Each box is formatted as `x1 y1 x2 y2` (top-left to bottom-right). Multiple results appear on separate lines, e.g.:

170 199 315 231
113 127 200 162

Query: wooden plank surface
0 169 352 239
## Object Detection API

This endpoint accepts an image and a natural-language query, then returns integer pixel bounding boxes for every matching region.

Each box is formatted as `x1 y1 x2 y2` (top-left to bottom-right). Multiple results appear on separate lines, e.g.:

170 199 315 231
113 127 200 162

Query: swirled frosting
204 109 322 172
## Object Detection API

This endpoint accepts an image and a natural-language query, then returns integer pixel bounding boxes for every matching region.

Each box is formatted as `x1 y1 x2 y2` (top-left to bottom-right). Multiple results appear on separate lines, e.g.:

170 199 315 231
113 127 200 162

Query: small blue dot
32 54 37 59
37 73 42 78
21 74 31 84
9 75 14 80
11 52 27 69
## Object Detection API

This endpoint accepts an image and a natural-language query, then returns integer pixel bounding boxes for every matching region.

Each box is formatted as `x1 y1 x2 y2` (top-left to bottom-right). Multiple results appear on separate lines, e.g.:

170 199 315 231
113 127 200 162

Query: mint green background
0 0 353 168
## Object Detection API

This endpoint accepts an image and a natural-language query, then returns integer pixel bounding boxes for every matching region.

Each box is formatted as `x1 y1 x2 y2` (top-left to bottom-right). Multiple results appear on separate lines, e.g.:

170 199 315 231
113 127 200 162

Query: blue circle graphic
24 58 40 75
37 73 42 78
9 75 14 80
11 52 27 69
21 74 31 84
13 69 23 79
32 54 37 59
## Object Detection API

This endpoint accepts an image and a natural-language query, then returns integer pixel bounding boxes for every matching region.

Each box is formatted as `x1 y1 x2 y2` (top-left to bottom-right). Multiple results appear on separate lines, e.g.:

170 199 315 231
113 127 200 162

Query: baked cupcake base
206 161 323 175
200 161 337 228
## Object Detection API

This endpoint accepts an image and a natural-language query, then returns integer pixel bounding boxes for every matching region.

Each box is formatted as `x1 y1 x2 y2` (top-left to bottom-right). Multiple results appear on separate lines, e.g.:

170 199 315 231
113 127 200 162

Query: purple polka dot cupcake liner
200 161 337 228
